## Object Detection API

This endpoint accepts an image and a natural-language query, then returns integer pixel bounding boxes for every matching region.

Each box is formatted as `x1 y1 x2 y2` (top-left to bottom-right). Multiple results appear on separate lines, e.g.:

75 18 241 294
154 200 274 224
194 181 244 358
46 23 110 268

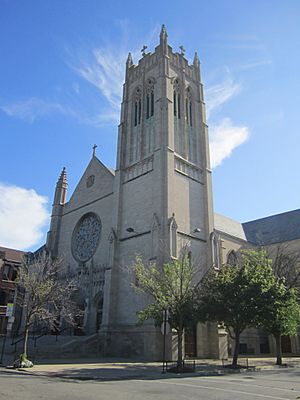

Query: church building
45 26 300 360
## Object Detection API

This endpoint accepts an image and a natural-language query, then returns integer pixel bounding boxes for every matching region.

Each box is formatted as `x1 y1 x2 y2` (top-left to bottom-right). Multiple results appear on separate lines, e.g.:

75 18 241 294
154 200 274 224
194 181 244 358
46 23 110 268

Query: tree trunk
274 334 282 365
177 328 183 368
232 331 240 367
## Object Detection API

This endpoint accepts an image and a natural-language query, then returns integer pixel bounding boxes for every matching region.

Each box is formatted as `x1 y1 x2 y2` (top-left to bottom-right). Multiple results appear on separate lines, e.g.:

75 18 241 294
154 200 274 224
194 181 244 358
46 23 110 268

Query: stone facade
45 26 300 360
45 26 215 360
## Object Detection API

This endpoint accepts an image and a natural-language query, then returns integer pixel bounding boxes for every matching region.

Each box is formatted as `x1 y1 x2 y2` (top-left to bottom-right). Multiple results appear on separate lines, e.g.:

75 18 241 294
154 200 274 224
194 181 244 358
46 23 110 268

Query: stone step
1 334 101 360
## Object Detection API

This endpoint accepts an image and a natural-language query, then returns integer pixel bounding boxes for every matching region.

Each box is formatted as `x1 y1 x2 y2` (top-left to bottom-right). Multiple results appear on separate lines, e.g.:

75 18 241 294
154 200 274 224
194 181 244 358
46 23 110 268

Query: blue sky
0 0 300 250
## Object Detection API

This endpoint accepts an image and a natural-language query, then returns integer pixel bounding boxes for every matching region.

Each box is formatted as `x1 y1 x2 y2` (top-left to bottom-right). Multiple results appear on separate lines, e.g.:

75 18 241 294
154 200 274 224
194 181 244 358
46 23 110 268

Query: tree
259 278 300 365
16 252 81 363
261 244 300 365
196 249 276 367
268 244 300 289
132 251 197 367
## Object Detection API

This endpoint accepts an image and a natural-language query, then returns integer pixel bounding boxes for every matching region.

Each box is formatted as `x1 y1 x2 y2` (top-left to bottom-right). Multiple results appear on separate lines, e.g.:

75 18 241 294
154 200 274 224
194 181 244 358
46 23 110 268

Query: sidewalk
1 357 300 381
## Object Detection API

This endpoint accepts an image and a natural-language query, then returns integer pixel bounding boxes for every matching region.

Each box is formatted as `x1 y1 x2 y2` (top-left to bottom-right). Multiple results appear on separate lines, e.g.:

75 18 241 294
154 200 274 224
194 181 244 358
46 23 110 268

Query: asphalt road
1 369 300 400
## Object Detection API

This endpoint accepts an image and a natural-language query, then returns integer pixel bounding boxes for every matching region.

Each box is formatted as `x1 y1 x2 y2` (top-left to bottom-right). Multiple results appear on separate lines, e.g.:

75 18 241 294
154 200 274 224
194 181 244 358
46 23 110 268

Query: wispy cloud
0 96 118 127
0 24 252 167
72 48 124 111
209 118 249 168
0 183 49 250
205 76 241 119
233 59 272 71
210 34 266 51
0 98 75 123
70 23 160 121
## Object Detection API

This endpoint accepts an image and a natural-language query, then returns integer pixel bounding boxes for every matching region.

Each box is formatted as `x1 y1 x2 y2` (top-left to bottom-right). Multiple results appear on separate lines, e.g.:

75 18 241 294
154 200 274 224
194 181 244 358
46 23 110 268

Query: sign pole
162 309 167 373
0 328 7 365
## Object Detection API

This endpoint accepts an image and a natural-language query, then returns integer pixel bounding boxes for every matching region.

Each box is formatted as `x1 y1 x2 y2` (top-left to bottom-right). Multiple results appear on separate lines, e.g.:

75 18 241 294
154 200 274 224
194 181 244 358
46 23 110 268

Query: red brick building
0 246 25 335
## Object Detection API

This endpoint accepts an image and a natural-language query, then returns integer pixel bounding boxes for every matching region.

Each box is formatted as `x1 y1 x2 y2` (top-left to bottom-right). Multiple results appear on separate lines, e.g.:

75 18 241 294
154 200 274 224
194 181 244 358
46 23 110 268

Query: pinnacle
160 24 167 38
57 166 67 184
193 52 200 66
60 166 66 177
126 52 133 65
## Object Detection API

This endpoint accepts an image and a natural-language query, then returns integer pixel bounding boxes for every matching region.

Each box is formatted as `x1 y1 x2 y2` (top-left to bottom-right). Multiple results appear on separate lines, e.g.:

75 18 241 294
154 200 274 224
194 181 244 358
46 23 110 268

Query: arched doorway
71 291 86 336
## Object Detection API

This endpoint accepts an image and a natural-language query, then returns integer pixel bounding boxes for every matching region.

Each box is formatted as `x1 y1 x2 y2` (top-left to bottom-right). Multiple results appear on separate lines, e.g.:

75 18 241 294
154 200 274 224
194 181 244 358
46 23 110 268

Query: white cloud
74 48 124 111
0 26 250 167
0 96 116 127
209 118 249 168
206 77 241 119
0 98 75 123
0 183 49 250
70 23 159 121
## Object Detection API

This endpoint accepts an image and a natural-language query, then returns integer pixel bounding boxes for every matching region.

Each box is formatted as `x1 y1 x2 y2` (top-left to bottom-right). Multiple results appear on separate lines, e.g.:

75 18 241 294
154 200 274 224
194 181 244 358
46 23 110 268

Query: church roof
242 209 300 245
214 213 247 240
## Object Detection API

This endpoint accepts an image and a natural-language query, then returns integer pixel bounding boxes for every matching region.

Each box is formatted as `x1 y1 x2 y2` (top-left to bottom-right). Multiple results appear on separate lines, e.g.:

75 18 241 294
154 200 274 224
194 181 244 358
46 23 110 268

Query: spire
54 167 68 205
160 24 168 54
193 52 200 68
126 52 133 68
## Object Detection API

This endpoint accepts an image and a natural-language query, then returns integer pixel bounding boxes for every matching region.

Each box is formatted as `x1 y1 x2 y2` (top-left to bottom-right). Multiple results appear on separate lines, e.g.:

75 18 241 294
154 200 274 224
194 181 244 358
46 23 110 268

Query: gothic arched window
146 78 155 119
227 250 238 266
169 214 178 258
211 232 220 269
186 87 197 163
130 86 142 163
185 87 193 127
173 79 181 119
133 87 142 126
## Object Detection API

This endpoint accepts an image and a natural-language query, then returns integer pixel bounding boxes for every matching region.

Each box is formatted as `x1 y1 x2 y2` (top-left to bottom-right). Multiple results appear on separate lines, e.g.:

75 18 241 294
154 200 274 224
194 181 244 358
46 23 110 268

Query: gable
65 157 115 212
214 213 246 241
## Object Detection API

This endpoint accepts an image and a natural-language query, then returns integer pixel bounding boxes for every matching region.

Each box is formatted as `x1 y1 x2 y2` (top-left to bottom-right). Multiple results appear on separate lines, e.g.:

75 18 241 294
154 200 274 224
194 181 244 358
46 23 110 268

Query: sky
0 0 300 251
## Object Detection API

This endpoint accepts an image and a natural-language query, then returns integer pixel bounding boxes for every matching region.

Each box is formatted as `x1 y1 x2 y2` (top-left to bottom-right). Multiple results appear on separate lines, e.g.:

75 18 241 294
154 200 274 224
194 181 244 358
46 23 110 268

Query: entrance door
281 335 292 353
185 326 197 358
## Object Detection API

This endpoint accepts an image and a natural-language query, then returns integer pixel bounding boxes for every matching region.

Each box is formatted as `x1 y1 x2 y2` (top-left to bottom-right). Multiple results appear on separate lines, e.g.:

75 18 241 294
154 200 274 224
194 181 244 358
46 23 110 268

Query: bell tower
103 25 214 359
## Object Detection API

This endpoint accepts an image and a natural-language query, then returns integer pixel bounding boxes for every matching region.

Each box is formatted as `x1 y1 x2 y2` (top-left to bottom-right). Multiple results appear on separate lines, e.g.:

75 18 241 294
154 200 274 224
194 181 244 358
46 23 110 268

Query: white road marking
181 376 300 393
139 379 294 400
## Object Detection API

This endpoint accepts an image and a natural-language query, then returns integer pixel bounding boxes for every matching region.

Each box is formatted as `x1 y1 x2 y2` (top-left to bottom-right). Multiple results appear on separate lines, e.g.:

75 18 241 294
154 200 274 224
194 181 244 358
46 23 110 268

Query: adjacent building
0 246 24 335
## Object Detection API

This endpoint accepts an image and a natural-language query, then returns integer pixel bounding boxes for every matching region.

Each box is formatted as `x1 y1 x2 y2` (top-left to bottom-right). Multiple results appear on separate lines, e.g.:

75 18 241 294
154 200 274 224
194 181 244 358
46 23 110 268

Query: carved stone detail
174 155 203 183
123 155 154 183
86 175 95 188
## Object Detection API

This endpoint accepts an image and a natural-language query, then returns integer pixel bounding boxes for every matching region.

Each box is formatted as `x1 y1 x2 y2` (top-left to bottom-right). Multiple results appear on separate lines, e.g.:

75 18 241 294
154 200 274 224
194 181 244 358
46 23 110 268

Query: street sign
5 303 14 317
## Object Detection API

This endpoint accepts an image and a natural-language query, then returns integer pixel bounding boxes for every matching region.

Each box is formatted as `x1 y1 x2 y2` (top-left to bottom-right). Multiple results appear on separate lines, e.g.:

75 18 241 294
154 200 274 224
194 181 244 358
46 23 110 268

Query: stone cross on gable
141 45 148 57
179 45 185 56
93 144 97 157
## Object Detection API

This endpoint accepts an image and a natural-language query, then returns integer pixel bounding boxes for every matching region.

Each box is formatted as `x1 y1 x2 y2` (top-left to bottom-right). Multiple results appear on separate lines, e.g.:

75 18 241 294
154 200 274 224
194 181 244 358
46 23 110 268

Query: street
1 369 300 400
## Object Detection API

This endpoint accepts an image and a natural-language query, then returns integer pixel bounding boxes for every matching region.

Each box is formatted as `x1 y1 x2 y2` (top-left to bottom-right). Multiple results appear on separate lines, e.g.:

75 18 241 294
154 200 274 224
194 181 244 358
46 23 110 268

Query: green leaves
196 249 287 334
132 252 196 332
196 248 300 365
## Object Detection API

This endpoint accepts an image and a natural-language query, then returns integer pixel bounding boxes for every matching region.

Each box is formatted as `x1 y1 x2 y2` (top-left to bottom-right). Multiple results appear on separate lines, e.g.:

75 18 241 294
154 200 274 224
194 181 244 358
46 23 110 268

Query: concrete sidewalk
1 357 300 381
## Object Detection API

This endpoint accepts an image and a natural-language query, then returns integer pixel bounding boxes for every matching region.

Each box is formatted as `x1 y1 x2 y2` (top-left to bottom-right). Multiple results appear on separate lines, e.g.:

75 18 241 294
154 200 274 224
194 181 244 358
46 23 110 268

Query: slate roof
242 209 300 245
